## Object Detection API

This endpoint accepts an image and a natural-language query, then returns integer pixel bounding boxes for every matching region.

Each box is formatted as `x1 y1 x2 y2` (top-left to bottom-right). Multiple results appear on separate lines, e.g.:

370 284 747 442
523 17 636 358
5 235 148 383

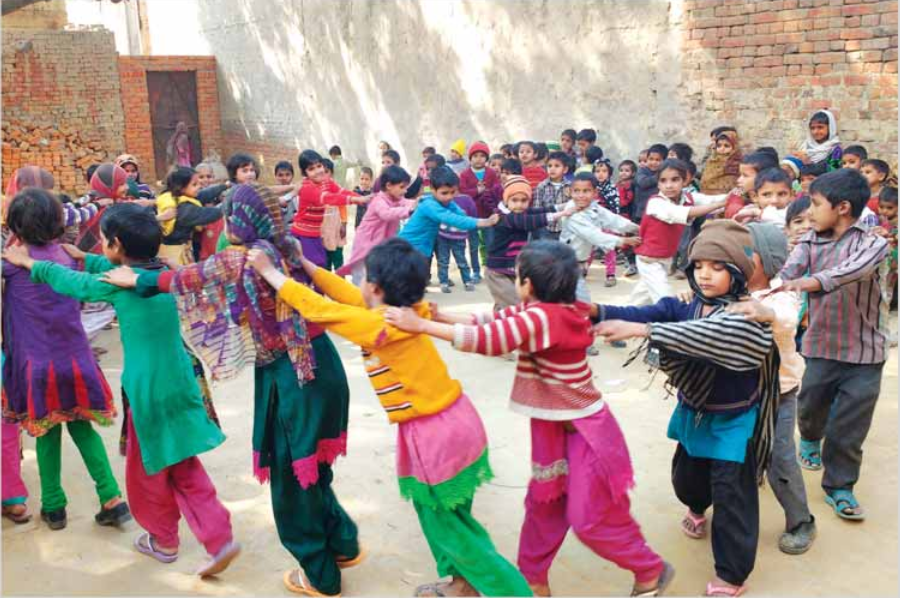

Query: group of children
0 107 895 597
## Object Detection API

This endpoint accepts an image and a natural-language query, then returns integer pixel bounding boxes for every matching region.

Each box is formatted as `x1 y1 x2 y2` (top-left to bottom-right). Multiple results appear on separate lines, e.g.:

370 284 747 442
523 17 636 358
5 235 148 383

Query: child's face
236 164 257 184
809 192 845 233
490 157 503 171
385 181 409 199
500 170 512 183
382 156 396 169
756 181 793 209
122 163 139 180
275 168 294 185
571 180 595 210
692 260 732 299
561 135 574 153
450 150 462 161
116 183 129 198
518 145 535 165
504 191 531 214
618 164 635 180
842 154 863 170
879 201 898 223
787 209 812 242
800 174 815 194
305 162 327 183
576 140 592 156
809 120 830 144
737 164 758 194
422 150 434 161
860 163 886 189
100 231 125 265
547 159 567 181
470 152 488 169
196 167 214 188
433 185 458 204
646 151 664 172
716 139 734 156
657 167 685 200
593 164 612 183
359 172 373 189
184 174 201 198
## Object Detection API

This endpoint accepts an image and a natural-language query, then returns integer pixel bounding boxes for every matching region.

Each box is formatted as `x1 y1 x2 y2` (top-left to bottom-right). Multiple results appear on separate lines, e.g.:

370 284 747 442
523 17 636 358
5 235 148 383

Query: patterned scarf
76 163 130 254
3 166 55 246
170 183 315 386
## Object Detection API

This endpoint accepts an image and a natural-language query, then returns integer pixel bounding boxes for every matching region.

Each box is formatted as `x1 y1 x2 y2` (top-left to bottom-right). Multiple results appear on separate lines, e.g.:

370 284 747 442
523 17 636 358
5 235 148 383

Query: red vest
635 194 694 259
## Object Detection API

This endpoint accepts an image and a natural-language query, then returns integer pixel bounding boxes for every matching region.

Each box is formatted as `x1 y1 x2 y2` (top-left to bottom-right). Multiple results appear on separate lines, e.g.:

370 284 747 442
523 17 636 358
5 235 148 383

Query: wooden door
146 70 202 180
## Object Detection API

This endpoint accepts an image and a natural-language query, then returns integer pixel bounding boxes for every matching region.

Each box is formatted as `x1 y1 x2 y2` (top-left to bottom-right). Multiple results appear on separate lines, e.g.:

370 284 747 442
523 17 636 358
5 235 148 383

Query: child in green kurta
3 204 240 578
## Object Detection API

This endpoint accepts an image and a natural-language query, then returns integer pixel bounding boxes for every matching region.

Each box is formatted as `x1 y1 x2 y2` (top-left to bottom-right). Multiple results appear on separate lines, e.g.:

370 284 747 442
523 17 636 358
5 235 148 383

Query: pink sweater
337 191 416 276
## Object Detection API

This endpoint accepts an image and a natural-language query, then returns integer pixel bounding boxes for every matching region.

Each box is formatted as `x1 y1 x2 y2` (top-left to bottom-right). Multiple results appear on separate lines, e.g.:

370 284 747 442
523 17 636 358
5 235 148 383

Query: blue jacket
399 194 479 256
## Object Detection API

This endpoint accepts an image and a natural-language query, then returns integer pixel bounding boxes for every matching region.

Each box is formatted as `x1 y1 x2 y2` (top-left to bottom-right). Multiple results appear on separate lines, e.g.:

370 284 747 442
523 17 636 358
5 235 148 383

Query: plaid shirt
779 222 890 364
533 179 570 233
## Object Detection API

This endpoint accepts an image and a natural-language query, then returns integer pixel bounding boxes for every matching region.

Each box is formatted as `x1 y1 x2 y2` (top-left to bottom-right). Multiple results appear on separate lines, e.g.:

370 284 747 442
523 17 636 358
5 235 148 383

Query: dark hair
58 193 73 205
364 238 428 307
360 166 374 178
422 146 436 156
226 152 260 182
379 165 411 188
547 151 572 172
786 194 811 223
647 143 668 159
619 159 637 173
322 158 335 173
668 142 694 162
85 164 100 184
164 166 197 197
500 143 513 155
658 158 689 180
572 171 599 188
516 240 579 304
518 140 537 153
755 146 779 163
561 129 577 141
844 145 868 161
800 161 827 178
99 203 162 261
6 188 64 246
880 185 898 205
425 154 446 168
489 153 504 162
274 160 294 175
686 160 698 181
329 145 342 157
534 142 549 161
862 159 892 181
710 125 737 138
501 158 523 175
809 111 831 126
382 149 401 165
593 159 614 178
298 149 324 175
741 151 779 173
753 167 793 193
808 168 870 218
576 129 597 144
429 165 459 190
715 133 736 145
584 145 605 165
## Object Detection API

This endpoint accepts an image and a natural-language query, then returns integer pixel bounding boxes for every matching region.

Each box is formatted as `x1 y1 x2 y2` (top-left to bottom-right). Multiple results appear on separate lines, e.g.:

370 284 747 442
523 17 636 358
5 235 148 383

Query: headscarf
799 109 840 164
170 183 314 386
90 163 129 200
684 220 755 306
3 165 55 221
747 222 789 280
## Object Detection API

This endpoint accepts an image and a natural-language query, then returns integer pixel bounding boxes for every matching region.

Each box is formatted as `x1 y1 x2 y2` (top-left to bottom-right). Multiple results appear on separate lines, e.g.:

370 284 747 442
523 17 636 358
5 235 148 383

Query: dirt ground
2 263 897 597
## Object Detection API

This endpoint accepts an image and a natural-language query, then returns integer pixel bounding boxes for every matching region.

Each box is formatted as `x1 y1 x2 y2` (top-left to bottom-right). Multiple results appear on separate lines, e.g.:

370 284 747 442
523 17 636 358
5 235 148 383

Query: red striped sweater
291 178 358 238
453 302 604 420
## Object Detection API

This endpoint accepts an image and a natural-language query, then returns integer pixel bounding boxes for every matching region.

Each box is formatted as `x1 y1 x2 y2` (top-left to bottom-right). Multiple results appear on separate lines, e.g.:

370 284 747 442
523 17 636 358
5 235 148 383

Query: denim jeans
436 236 472 285
468 230 481 279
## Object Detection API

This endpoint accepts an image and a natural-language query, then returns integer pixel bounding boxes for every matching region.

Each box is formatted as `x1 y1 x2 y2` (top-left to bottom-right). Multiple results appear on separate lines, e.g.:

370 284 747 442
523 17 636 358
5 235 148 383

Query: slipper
798 438 823 471
336 546 366 569
414 582 450 597
705 582 747 596
283 569 340 597
632 561 676 597
825 489 865 521
2 504 32 524
196 541 241 577
134 532 178 564
681 510 707 539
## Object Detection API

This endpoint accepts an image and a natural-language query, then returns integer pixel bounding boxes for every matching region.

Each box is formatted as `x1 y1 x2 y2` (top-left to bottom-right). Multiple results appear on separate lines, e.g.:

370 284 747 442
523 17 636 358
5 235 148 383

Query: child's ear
838 200 853 217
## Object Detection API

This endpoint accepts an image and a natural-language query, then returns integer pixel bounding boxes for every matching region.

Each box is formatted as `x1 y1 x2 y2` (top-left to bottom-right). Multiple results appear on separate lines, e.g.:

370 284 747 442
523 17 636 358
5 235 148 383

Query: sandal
336 546 366 569
681 510 707 539
2 504 32 524
134 532 178 564
632 561 676 597
705 582 747 596
283 569 340 597
414 582 451 597
825 489 865 521
196 540 241 577
798 438 823 471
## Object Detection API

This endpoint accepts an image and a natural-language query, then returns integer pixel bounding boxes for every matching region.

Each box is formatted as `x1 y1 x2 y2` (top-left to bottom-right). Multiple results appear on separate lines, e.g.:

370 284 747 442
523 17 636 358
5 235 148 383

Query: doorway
147 70 202 181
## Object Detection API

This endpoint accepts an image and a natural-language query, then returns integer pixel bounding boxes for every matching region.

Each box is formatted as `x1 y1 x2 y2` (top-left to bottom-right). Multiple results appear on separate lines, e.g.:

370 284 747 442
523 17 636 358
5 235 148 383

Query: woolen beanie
687 219 756 281
747 222 789 280
503 175 532 202
468 141 490 160
781 156 802 180
451 139 466 157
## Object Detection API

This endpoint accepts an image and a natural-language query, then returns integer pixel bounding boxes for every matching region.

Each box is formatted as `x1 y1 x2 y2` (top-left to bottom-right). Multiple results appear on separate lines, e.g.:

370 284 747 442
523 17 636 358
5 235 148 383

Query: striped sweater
453 302 604 421
290 177 357 238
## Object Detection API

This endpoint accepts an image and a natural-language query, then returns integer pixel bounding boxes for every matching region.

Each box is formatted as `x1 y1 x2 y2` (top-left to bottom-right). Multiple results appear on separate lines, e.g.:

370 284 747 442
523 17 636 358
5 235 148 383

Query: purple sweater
439 194 478 241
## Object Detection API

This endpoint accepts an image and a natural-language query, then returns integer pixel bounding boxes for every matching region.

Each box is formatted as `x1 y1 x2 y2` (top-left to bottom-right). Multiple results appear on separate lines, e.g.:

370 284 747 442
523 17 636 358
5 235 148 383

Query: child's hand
2 245 34 270
96 198 114 207
593 320 650 343
99 266 138 288
246 248 276 275
781 277 822 293
384 306 427 333
61 244 87 261
734 204 761 224
725 297 775 323
135 199 156 208
560 205 577 218
619 236 642 248
428 302 441 321
480 213 501 227
676 290 694 303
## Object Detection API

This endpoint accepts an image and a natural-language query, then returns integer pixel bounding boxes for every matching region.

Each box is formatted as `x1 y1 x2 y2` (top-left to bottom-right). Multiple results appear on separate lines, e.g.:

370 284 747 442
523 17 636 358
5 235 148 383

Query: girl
618 160 639 277
630 159 726 306
115 154 155 200
75 163 132 254
723 151 780 220
320 159 348 272
2 188 129 531
700 131 742 194
594 220 780 597
338 165 417 286
795 110 842 171
157 167 223 266
195 160 231 261
2 418 29 523
385 241 673 598
103 183 360 597
518 141 549 188
593 159 623 287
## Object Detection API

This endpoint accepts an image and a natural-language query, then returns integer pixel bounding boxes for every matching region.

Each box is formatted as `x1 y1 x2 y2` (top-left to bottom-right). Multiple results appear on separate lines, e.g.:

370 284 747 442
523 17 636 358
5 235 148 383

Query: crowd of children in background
0 107 896 598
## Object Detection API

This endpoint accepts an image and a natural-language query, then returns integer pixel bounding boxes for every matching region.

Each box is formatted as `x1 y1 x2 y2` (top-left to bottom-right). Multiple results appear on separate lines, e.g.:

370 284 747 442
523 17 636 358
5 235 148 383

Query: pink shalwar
604 248 617 277
2 421 28 505
517 407 663 585
125 414 232 554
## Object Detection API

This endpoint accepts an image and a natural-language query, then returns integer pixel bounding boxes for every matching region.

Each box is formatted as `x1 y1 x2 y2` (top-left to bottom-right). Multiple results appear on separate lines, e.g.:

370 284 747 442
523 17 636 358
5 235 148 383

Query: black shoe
779 516 816 555
41 508 67 531
95 501 132 527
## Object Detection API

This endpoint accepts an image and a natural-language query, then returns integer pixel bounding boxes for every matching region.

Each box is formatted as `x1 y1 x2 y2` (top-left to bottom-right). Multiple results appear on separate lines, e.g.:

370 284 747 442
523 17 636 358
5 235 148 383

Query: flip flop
283 569 340 597
2 504 32 524
196 541 241 577
681 510 707 539
336 546 366 569
825 489 866 521
798 438 823 471
632 561 676 597
705 582 747 596
134 532 178 564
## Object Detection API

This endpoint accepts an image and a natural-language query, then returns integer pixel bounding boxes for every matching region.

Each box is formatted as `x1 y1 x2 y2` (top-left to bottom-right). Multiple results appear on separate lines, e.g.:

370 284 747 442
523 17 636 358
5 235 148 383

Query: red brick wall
678 0 898 161
118 56 223 184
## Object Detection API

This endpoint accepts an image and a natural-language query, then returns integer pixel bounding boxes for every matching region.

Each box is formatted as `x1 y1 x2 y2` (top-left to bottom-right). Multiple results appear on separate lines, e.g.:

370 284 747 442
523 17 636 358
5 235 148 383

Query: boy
632 144 668 222
734 168 794 229
876 186 899 318
329 145 355 189
780 168 889 521
398 166 498 258
247 238 532 598
518 141 548 189
532 150 573 240
799 161 825 195
489 153 504 172
353 166 375 227
459 141 500 280
436 192 478 293
377 150 424 198
274 160 299 222
448 139 469 175
500 158 523 183
841 145 868 170
575 128 597 166
3 204 240 576
560 128 577 162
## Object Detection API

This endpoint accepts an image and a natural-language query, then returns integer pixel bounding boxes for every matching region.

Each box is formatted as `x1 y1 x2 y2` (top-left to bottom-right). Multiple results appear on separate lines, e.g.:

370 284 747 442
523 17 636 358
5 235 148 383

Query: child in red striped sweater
386 240 673 598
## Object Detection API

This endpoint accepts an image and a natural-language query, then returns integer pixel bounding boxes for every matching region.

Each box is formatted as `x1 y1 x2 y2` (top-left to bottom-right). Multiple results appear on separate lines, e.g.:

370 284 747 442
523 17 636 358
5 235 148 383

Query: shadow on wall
195 0 685 166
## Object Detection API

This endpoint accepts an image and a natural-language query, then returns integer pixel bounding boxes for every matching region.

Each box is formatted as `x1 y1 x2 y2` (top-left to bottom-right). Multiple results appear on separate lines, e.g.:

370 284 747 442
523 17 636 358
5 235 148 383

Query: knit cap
781 156 802 180
747 222 788 280
451 139 466 157
503 175 532 202
687 219 755 280
468 141 490 160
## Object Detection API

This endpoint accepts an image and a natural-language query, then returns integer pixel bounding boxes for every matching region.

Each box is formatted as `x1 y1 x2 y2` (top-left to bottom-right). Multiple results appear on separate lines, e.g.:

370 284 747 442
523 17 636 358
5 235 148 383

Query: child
698 126 736 172
115 154 155 200
2 189 129 532
290 149 368 268
876 186 899 316
560 128 577 162
418 146 436 187
2 417 30 523
459 141 500 278
447 139 469 175
321 158 349 272
377 150 424 198
785 194 812 251
861 158 894 214
575 128 597 166
518 141 549 189
630 159 727 306
274 160 299 222
637 150 649 170
398 166 498 258
248 237 532 597
353 166 375 227
489 153 504 173
723 151 780 220
436 192 478 293
799 161 825 196
618 159 640 277
329 145 355 189
593 159 625 285
575 146 604 175
780 157 803 195
841 145 868 170
780 168 889 522
795 109 842 171
734 168 795 229
593 220 780 597
632 144 668 223
700 131 742 194
500 157 523 183
384 240 674 597
157 166 223 266
531 150 572 241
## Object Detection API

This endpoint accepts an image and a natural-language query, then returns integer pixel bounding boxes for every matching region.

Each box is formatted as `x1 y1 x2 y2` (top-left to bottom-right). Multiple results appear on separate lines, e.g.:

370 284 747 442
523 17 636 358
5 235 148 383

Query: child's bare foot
414 576 479 597
2 503 32 524
529 582 552 596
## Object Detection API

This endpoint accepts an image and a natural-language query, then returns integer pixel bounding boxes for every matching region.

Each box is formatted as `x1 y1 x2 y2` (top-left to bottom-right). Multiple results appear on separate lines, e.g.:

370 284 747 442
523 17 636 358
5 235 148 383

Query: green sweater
31 254 225 474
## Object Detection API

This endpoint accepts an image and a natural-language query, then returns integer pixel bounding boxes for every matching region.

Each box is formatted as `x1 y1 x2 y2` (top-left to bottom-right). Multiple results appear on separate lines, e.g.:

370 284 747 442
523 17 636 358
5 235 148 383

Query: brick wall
118 56 223 184
221 129 303 185
2 28 126 195
677 0 898 161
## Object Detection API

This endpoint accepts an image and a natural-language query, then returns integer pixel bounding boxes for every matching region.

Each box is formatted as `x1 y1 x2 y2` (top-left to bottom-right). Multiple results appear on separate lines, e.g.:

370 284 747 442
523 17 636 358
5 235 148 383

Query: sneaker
605 276 617 288
611 340 627 348
41 507 67 531
95 501 132 527
448 280 456 287
624 265 638 277
464 282 476 292
587 345 600 356
473 275 483 284
778 517 816 555
441 284 452 294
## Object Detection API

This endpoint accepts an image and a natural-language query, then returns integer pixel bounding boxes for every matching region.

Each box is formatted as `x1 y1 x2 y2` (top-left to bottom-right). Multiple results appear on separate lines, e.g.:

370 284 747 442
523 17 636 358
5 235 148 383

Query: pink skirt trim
252 431 348 489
